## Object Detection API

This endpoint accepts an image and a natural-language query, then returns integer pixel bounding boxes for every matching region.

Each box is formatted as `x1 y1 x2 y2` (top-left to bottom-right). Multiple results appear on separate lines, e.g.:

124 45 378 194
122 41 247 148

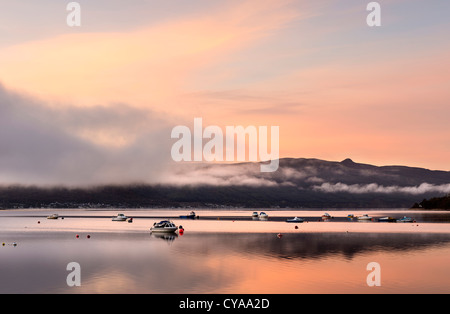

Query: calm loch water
1 209 450 294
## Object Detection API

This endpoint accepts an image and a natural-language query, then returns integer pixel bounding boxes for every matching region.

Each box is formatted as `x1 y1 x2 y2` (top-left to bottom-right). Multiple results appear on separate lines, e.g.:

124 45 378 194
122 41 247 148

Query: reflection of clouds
2 231 450 293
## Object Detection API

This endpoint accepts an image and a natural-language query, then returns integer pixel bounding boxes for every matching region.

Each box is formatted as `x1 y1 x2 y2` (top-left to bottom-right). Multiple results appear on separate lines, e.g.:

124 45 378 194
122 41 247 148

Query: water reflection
151 232 178 244
1 231 450 293
175 232 450 261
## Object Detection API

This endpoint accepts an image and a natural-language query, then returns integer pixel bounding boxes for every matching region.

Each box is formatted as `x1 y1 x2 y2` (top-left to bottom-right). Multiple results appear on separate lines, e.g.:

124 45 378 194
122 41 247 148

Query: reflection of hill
174 232 450 261
1 158 450 209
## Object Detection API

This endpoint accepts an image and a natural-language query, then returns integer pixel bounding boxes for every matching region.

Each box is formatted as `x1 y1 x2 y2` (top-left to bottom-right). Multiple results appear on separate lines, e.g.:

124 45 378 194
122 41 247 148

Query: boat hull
379 217 396 222
150 227 178 233
179 215 196 219
399 218 414 223
286 219 304 223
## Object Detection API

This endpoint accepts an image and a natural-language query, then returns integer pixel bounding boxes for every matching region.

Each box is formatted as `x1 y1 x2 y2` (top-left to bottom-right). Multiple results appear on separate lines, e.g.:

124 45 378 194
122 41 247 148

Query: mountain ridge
1 157 450 209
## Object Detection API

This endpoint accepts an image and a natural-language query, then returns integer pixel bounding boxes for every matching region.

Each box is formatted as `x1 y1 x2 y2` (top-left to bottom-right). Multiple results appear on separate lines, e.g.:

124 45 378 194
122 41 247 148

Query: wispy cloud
0 84 174 186
0 0 302 111
313 182 450 195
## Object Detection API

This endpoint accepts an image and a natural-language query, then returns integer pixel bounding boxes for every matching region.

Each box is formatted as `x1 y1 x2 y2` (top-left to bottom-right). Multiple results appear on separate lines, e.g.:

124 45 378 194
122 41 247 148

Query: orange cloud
0 0 300 111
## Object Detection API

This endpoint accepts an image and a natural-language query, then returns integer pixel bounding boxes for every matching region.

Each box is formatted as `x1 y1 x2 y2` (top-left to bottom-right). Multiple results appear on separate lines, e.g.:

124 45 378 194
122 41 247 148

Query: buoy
277 233 283 238
37 221 40 224
179 228 184 235
2 243 5 246
76 234 79 238
12 242 17 247
87 235 91 239
294 225 298 229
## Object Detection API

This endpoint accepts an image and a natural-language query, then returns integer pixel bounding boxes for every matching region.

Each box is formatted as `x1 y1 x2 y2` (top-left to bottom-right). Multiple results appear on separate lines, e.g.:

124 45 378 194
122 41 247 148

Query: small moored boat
47 214 59 220
150 220 178 233
286 217 304 223
259 212 269 219
112 213 128 221
398 216 415 223
179 211 196 219
252 212 259 218
357 214 373 221
322 213 332 219
378 216 396 222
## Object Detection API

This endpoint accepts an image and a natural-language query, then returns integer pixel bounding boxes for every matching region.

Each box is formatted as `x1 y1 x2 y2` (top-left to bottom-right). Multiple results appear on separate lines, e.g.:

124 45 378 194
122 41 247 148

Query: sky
0 0 449 185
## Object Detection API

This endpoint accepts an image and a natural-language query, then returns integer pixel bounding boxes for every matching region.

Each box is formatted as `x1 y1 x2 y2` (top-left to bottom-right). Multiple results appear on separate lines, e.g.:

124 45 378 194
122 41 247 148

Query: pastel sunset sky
0 0 449 185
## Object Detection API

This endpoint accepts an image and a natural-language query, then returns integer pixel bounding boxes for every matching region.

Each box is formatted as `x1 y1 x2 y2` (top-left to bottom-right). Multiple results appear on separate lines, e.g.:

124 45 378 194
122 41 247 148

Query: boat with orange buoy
150 220 179 233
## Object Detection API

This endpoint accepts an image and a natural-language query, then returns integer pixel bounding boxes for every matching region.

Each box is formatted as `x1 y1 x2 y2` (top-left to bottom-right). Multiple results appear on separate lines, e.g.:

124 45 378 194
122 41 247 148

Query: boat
378 216 396 222
357 214 373 221
112 213 128 221
251 212 259 218
179 211 196 219
398 216 415 223
286 217 304 223
259 212 269 219
322 213 332 219
347 214 354 219
150 220 178 233
47 214 59 220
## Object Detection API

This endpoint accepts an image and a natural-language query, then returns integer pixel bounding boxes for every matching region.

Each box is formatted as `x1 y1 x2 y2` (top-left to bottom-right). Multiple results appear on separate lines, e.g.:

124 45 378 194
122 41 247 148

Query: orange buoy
76 234 79 238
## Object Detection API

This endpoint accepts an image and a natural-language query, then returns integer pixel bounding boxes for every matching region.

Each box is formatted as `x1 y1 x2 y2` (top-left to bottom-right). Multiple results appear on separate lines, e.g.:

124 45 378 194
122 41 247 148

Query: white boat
398 216 415 223
286 217 304 223
357 214 373 221
47 214 59 219
150 220 178 233
252 212 259 218
112 213 128 221
259 212 269 219
179 211 196 219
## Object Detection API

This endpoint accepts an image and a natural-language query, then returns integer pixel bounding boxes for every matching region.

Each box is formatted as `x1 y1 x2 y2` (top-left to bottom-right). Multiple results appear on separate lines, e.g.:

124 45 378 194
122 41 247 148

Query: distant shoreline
412 195 450 210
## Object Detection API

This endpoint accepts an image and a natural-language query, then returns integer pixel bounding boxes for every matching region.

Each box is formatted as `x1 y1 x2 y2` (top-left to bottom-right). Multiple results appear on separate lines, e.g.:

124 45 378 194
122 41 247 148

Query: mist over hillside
1 158 450 209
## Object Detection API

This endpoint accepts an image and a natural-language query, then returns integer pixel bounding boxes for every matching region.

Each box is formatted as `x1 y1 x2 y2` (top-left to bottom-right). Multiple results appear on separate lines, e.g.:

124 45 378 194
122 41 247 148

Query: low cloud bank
313 182 450 195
